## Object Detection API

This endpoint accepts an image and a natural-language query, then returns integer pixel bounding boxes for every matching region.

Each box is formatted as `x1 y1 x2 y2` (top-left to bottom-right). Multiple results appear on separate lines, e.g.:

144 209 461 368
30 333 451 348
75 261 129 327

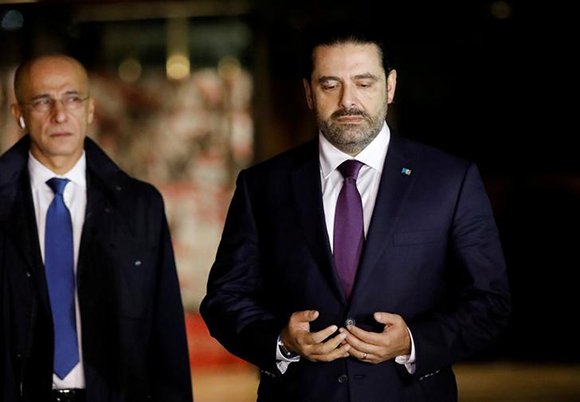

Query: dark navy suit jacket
201 134 510 402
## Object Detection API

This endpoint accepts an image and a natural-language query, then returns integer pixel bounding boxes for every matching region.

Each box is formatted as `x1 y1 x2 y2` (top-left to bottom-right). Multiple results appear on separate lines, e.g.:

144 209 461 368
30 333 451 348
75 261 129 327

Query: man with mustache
201 24 510 402
0 56 193 401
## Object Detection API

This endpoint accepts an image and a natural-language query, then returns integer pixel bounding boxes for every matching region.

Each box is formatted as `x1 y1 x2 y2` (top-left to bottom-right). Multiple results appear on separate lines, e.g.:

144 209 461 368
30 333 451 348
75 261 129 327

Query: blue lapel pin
401 168 412 176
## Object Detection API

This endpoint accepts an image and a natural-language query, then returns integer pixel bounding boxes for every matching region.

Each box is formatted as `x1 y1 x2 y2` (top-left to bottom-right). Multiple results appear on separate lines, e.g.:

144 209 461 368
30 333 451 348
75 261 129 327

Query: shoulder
119 176 163 203
394 135 473 179
239 139 317 182
0 135 30 188
85 139 165 211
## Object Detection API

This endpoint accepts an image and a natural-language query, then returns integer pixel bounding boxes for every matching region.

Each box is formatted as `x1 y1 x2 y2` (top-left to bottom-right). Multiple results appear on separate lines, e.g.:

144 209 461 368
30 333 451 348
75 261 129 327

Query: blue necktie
45 178 79 379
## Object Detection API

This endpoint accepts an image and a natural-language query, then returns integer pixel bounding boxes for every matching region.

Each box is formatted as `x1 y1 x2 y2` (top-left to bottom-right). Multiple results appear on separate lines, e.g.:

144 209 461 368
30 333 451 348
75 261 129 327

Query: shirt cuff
276 334 300 374
394 328 416 374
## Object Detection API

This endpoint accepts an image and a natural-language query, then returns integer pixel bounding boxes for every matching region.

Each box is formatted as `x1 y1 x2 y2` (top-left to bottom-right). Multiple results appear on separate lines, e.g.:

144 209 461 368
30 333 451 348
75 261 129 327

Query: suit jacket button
345 317 356 327
337 374 348 384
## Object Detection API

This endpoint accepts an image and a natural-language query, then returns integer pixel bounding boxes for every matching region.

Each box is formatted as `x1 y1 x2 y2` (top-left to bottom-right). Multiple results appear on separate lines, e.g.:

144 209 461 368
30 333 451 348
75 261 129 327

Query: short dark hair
302 22 392 81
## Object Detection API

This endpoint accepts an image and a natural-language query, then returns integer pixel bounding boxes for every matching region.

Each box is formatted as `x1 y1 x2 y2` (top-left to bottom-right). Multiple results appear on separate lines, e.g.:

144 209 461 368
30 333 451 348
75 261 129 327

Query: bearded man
201 24 510 402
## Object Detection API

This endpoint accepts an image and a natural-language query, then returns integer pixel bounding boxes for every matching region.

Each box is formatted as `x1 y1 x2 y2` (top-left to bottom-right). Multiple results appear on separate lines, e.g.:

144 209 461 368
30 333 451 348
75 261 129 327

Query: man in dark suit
201 26 510 402
0 56 193 401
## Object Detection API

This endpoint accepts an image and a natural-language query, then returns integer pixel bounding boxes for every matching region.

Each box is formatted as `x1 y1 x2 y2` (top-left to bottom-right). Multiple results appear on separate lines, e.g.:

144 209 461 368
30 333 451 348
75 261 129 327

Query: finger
309 331 346 355
308 324 339 344
340 328 380 355
291 310 319 323
374 312 401 326
347 347 375 363
344 324 384 345
310 343 351 362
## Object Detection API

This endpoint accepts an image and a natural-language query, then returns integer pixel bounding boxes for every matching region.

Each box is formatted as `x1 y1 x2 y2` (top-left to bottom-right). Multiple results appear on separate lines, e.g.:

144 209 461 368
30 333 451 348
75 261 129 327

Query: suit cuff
276 334 300 374
395 328 416 374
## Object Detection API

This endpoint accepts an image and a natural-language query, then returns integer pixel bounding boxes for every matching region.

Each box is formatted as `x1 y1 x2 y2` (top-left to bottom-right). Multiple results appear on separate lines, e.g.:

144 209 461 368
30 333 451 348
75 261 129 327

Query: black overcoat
0 136 193 402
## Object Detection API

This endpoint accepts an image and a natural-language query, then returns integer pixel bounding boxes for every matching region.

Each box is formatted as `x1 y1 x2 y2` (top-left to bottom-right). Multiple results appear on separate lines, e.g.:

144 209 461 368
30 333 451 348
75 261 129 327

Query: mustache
331 108 370 119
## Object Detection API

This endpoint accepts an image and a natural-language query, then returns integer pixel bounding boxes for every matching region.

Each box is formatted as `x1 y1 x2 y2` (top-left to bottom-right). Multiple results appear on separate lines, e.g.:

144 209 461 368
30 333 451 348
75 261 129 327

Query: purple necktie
334 160 365 300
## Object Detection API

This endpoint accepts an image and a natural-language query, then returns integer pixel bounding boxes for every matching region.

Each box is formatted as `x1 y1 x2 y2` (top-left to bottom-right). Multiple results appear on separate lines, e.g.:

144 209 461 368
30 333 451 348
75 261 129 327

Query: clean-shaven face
12 56 94 171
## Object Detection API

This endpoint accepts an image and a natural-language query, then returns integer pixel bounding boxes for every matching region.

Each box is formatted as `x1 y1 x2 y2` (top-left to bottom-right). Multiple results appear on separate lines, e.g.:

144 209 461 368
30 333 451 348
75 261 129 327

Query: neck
326 138 373 157
31 149 82 175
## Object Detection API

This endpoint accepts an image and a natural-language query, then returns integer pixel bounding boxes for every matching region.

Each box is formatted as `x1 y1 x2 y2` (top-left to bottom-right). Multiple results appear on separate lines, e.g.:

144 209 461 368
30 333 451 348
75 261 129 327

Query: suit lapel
290 141 347 305
350 135 416 303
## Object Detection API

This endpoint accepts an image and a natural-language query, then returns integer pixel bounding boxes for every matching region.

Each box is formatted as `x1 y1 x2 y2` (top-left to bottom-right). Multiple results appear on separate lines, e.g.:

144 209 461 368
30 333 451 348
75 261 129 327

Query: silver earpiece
19 116 25 129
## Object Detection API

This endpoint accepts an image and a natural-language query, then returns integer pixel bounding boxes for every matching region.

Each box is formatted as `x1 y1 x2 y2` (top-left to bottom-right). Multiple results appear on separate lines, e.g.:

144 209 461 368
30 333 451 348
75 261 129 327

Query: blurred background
1 0 578 401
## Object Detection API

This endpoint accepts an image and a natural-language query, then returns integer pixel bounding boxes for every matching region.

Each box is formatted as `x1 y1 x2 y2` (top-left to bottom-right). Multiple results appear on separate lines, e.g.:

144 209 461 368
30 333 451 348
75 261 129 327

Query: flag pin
401 168 412 176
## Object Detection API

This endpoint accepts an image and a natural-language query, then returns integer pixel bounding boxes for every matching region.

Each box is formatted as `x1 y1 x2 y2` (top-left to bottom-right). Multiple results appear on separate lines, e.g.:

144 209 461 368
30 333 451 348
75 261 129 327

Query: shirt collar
28 151 87 190
319 121 391 179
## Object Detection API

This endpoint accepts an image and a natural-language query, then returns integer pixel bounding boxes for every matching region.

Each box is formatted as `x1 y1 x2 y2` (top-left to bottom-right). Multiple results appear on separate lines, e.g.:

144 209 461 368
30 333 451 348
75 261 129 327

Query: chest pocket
113 239 158 319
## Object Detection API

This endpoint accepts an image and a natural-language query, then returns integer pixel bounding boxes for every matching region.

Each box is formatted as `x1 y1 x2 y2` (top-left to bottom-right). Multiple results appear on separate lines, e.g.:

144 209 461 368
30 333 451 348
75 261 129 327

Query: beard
317 103 388 155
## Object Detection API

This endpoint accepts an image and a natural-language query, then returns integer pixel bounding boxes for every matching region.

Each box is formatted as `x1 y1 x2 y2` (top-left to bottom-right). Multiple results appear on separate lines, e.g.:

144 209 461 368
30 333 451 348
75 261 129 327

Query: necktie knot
337 160 364 181
47 178 70 196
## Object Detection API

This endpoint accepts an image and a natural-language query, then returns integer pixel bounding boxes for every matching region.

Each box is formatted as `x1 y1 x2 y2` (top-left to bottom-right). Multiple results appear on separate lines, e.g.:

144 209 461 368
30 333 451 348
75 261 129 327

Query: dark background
1 0 577 365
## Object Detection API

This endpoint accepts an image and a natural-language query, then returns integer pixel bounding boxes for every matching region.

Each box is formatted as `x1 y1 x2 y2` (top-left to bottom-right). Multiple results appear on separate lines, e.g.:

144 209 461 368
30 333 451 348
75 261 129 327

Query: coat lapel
1 173 42 273
0 156 52 314
350 135 416 303
0 136 38 273
290 140 347 305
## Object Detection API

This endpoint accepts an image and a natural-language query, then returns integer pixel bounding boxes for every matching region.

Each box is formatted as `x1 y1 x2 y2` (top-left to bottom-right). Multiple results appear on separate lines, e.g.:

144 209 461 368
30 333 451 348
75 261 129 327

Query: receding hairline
13 55 89 102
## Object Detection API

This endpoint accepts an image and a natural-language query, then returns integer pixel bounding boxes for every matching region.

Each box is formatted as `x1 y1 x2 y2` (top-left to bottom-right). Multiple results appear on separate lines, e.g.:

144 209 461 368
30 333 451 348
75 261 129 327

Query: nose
339 83 358 110
51 99 68 124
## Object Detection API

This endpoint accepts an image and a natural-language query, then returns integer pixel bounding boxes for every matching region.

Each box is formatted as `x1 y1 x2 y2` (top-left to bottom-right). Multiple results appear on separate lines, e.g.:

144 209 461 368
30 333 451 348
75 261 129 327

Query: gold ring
362 353 367 360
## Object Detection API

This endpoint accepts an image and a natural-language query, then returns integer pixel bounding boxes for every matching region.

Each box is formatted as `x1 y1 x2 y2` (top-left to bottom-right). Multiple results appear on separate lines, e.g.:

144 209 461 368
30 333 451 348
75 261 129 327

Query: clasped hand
280 310 411 364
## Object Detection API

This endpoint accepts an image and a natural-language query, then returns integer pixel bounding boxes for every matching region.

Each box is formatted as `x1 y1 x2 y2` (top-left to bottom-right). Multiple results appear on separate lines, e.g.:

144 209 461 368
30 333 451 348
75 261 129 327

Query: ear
386 69 397 104
10 104 25 129
87 97 95 124
303 78 314 110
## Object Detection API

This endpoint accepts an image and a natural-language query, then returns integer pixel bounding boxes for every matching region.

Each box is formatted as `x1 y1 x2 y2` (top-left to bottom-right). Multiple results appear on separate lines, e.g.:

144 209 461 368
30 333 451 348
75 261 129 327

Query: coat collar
0 134 135 257
0 135 127 193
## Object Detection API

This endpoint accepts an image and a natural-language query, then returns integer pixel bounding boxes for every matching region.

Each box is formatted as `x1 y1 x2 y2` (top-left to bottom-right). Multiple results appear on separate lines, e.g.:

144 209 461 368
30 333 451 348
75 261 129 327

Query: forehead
312 42 384 78
23 58 88 96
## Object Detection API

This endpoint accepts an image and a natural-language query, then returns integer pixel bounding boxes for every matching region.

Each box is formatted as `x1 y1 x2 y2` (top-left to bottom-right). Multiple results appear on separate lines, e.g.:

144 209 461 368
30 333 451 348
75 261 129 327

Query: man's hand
281 310 350 362
340 312 411 364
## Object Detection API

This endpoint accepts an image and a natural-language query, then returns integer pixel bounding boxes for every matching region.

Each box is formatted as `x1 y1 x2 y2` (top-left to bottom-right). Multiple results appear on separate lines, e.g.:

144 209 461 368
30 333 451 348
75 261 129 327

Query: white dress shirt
277 123 416 375
28 152 87 389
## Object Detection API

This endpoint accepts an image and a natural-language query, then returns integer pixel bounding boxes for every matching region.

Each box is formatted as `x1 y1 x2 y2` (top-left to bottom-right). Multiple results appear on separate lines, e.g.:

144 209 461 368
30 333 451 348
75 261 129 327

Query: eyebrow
318 76 341 84
317 73 381 84
29 90 83 101
353 73 380 81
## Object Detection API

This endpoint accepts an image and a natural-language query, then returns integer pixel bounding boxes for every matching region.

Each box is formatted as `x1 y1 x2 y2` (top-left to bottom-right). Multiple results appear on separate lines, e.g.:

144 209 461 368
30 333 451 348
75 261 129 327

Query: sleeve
407 163 511 378
394 328 416 374
200 170 283 375
151 204 194 401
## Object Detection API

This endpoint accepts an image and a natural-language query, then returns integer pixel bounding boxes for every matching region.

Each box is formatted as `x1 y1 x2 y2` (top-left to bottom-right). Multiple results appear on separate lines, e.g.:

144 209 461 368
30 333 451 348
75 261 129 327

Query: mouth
49 131 73 137
335 116 365 123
